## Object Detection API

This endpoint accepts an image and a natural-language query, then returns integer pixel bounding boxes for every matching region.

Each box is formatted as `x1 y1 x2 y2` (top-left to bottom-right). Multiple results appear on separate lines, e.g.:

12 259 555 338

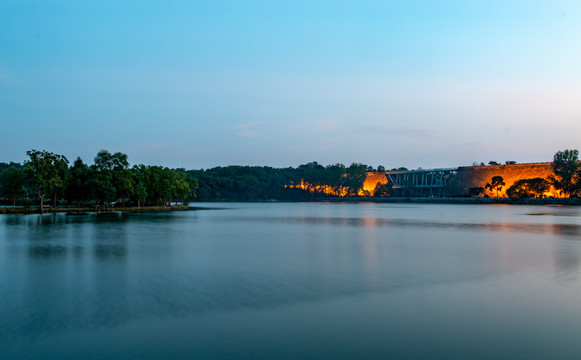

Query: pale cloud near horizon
233 121 263 129
356 125 439 138
232 121 263 138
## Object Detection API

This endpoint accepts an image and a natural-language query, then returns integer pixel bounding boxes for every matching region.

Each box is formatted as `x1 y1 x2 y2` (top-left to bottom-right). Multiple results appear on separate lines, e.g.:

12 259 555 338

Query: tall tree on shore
344 163 368 196
66 157 91 207
0 166 26 208
92 150 134 207
485 176 505 197
132 165 149 207
24 149 69 213
52 155 70 208
548 149 580 197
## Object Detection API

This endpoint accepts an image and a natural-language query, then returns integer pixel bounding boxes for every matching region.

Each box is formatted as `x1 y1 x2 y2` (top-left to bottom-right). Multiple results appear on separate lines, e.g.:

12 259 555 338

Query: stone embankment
364 162 558 198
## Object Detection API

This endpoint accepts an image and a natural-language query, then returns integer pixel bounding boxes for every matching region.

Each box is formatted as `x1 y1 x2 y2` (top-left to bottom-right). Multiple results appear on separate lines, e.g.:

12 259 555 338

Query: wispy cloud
233 121 262 130
237 130 261 138
232 121 263 138
356 125 438 137
314 120 339 131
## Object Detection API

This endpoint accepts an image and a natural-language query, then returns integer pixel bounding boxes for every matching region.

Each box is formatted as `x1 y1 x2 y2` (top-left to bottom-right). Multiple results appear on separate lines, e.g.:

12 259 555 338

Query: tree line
0 150 198 212
2 149 580 208
0 150 381 207
187 162 373 201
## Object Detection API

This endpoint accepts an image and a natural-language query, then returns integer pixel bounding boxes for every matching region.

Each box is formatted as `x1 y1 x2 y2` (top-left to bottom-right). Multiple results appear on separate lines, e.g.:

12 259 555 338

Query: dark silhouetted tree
0 166 26 207
373 182 392 197
548 149 579 197
506 178 551 199
485 176 505 197
468 187 485 197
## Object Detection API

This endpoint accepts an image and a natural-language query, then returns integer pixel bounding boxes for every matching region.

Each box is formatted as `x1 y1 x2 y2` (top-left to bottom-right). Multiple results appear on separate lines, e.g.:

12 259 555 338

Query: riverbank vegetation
0 150 198 213
187 162 370 200
1 149 581 209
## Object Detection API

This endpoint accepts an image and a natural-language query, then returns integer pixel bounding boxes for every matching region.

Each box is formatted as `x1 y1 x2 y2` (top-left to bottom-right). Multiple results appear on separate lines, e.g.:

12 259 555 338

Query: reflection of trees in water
1 212 187 345
92 216 128 261
262 216 581 237
28 245 67 258
5 215 24 226
12 213 133 262
550 223 581 237
25 215 69 260
94 243 127 259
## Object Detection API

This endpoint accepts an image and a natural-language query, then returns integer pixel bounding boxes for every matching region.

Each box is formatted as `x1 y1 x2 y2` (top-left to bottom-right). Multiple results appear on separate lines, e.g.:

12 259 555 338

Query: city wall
453 162 555 197
362 172 389 193
363 162 557 197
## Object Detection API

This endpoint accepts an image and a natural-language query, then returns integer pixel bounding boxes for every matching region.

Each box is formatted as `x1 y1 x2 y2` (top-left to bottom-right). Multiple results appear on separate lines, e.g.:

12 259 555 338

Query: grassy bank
0 204 191 215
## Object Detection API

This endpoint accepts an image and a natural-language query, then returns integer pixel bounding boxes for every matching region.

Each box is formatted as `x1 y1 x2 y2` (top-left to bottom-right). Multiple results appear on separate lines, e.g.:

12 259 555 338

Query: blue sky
1 0 580 169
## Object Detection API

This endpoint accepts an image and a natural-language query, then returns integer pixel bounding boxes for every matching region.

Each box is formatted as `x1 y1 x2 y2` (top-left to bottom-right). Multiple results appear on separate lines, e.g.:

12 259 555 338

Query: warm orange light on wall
286 180 371 197
482 173 559 198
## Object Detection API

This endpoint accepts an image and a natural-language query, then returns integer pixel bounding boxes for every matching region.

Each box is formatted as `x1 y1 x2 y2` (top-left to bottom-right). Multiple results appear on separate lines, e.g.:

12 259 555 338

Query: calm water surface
1 203 581 359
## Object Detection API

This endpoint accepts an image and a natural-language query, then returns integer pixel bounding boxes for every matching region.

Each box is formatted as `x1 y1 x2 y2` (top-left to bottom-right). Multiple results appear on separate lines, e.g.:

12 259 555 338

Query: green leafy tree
131 165 149 207
134 182 148 208
343 163 368 196
94 150 133 206
485 176 505 198
325 163 346 195
297 162 327 195
89 169 116 208
0 166 26 207
24 149 69 213
66 157 91 207
173 171 192 205
186 176 199 201
51 156 70 208
548 149 580 197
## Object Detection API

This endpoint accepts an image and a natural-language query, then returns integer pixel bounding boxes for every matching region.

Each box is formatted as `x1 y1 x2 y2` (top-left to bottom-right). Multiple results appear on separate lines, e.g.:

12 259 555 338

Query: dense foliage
0 150 198 210
187 162 371 201
0 150 376 207
3 148 581 206
548 149 580 197
506 178 551 199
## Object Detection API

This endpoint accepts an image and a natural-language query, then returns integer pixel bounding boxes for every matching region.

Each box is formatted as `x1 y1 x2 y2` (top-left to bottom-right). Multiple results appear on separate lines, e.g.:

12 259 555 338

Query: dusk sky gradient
1 0 580 169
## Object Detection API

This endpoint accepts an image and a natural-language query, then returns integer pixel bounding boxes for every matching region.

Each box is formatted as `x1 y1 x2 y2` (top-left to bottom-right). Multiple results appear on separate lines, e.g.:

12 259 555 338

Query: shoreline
0 204 191 215
309 197 581 205
190 197 581 205
3 198 581 214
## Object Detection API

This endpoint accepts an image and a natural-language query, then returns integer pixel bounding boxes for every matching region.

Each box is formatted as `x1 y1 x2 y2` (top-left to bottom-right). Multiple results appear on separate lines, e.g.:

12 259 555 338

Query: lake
1 202 581 359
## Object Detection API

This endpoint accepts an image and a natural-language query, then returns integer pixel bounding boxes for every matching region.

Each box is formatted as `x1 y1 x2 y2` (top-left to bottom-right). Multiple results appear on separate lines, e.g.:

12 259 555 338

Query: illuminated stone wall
363 172 389 194
363 163 557 198
453 162 556 197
